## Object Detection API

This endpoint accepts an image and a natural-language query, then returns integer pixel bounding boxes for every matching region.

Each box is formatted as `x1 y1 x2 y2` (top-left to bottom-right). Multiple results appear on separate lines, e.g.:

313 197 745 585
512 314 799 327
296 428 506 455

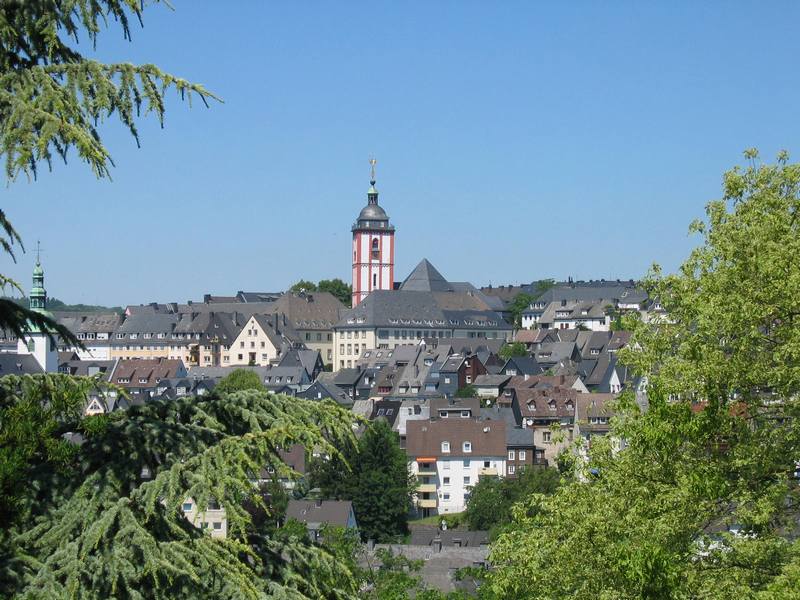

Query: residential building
56 312 122 360
516 386 578 465
285 500 359 542
536 299 612 331
406 417 507 516
109 358 187 402
225 314 298 367
110 307 178 360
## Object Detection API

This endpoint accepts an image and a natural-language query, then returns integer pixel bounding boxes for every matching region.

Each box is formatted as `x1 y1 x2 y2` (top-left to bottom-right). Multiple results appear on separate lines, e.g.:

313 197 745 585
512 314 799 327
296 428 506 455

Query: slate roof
56 312 122 334
296 379 351 405
285 500 355 529
370 399 403 426
0 353 43 375
400 259 453 292
473 374 511 387
236 291 284 303
502 356 543 376
116 311 178 336
538 282 647 305
408 526 489 547
59 359 116 379
336 290 509 331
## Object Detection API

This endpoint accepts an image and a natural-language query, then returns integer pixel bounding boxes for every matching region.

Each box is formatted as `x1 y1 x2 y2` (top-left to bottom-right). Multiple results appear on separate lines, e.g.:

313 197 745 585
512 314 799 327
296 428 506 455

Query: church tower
17 245 58 372
351 159 395 307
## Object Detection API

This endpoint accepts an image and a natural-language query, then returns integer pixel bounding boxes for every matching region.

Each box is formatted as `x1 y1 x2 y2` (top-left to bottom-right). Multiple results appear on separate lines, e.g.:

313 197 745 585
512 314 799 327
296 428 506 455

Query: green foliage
5 296 122 313
290 280 318 294
455 384 477 398
318 278 353 307
1 375 362 598
487 152 800 599
311 419 413 542
291 278 352 307
498 342 527 361
463 467 560 534
506 293 534 329
214 368 266 395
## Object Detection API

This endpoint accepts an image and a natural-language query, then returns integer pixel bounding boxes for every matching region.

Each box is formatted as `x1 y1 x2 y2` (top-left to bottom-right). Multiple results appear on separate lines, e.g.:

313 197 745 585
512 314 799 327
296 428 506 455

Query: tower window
371 238 379 259
373 273 377 287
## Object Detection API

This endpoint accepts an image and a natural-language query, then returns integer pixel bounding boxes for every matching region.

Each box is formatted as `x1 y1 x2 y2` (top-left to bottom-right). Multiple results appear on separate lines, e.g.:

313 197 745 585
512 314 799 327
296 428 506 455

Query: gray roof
473 374 511 387
297 379 352 405
408 526 489 547
0 353 43 375
337 290 510 331
117 311 178 335
400 259 453 292
55 312 122 334
539 283 647 305
286 500 354 528
59 359 116 379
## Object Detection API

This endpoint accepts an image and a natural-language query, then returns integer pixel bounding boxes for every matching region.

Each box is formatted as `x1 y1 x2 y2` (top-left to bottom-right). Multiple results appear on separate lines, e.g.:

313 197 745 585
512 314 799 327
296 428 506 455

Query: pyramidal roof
400 259 454 292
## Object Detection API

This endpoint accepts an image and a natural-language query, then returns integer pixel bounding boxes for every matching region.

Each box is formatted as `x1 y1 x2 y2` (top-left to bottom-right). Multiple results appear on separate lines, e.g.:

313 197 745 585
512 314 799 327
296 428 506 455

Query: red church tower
352 159 395 307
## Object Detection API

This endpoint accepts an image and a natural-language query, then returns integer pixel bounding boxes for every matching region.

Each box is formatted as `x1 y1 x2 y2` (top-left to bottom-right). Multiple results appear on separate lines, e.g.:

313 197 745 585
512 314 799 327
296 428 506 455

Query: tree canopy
290 278 352 307
0 376 362 598
487 151 800 599
311 419 412 543
214 368 266 395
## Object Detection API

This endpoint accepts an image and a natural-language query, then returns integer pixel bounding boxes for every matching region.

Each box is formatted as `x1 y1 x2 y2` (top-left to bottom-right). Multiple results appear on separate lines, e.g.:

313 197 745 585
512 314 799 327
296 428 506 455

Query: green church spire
29 241 49 317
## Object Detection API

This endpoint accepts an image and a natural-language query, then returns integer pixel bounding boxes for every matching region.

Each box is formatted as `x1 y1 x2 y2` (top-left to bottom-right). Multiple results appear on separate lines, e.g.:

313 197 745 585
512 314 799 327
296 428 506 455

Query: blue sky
3 2 799 306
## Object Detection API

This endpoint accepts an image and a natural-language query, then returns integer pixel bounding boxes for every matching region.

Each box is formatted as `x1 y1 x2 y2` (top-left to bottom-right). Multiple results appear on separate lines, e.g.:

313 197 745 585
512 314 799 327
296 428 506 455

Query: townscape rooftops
337 290 509 330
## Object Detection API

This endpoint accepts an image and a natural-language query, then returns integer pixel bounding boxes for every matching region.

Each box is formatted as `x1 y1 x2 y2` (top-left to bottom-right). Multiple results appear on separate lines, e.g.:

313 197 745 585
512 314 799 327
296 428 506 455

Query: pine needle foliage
1 376 363 599
0 0 220 180
0 1 218 345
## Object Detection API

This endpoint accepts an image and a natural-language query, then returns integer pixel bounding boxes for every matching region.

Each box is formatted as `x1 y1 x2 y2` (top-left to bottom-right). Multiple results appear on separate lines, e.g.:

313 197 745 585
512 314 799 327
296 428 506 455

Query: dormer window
463 441 472 453
138 377 148 384
548 400 556 411
441 441 450 453
565 400 574 410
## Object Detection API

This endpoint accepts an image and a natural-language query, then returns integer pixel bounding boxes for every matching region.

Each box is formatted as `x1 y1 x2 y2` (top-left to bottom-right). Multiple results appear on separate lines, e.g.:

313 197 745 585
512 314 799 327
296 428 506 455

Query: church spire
30 241 46 312
367 158 378 205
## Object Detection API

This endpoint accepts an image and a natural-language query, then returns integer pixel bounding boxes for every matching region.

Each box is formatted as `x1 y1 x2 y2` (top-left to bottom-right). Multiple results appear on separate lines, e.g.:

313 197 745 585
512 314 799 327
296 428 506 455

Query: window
463 459 470 468
340 344 344 354
442 461 450 470
483 460 491 468
444 376 451 384
439 410 448 418
441 441 450 453
212 522 222 530
443 476 450 485
508 450 516 460
237 354 243 361
373 273 377 287
240 341 245 348
182 502 193 512
519 450 526 461
460 410 470 418
507 465 516 475
463 476 471 485
260 341 265 348
543 431 552 443
443 493 450 501
466 375 472 384
463 441 472 453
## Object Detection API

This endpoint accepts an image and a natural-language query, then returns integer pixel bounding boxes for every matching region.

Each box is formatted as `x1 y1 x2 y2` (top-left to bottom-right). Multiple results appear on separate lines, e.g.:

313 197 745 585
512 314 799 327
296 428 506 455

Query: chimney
204 294 211 304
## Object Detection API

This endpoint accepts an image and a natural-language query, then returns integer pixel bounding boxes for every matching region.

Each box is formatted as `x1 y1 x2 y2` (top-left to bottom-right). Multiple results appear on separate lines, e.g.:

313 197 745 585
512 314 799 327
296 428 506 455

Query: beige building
181 498 227 539
224 314 295 367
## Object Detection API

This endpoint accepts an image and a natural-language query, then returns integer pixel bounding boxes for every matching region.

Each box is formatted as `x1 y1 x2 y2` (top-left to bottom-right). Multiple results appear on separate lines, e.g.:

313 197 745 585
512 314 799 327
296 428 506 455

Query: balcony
416 483 437 493
418 498 437 509
479 467 498 477
417 466 436 476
